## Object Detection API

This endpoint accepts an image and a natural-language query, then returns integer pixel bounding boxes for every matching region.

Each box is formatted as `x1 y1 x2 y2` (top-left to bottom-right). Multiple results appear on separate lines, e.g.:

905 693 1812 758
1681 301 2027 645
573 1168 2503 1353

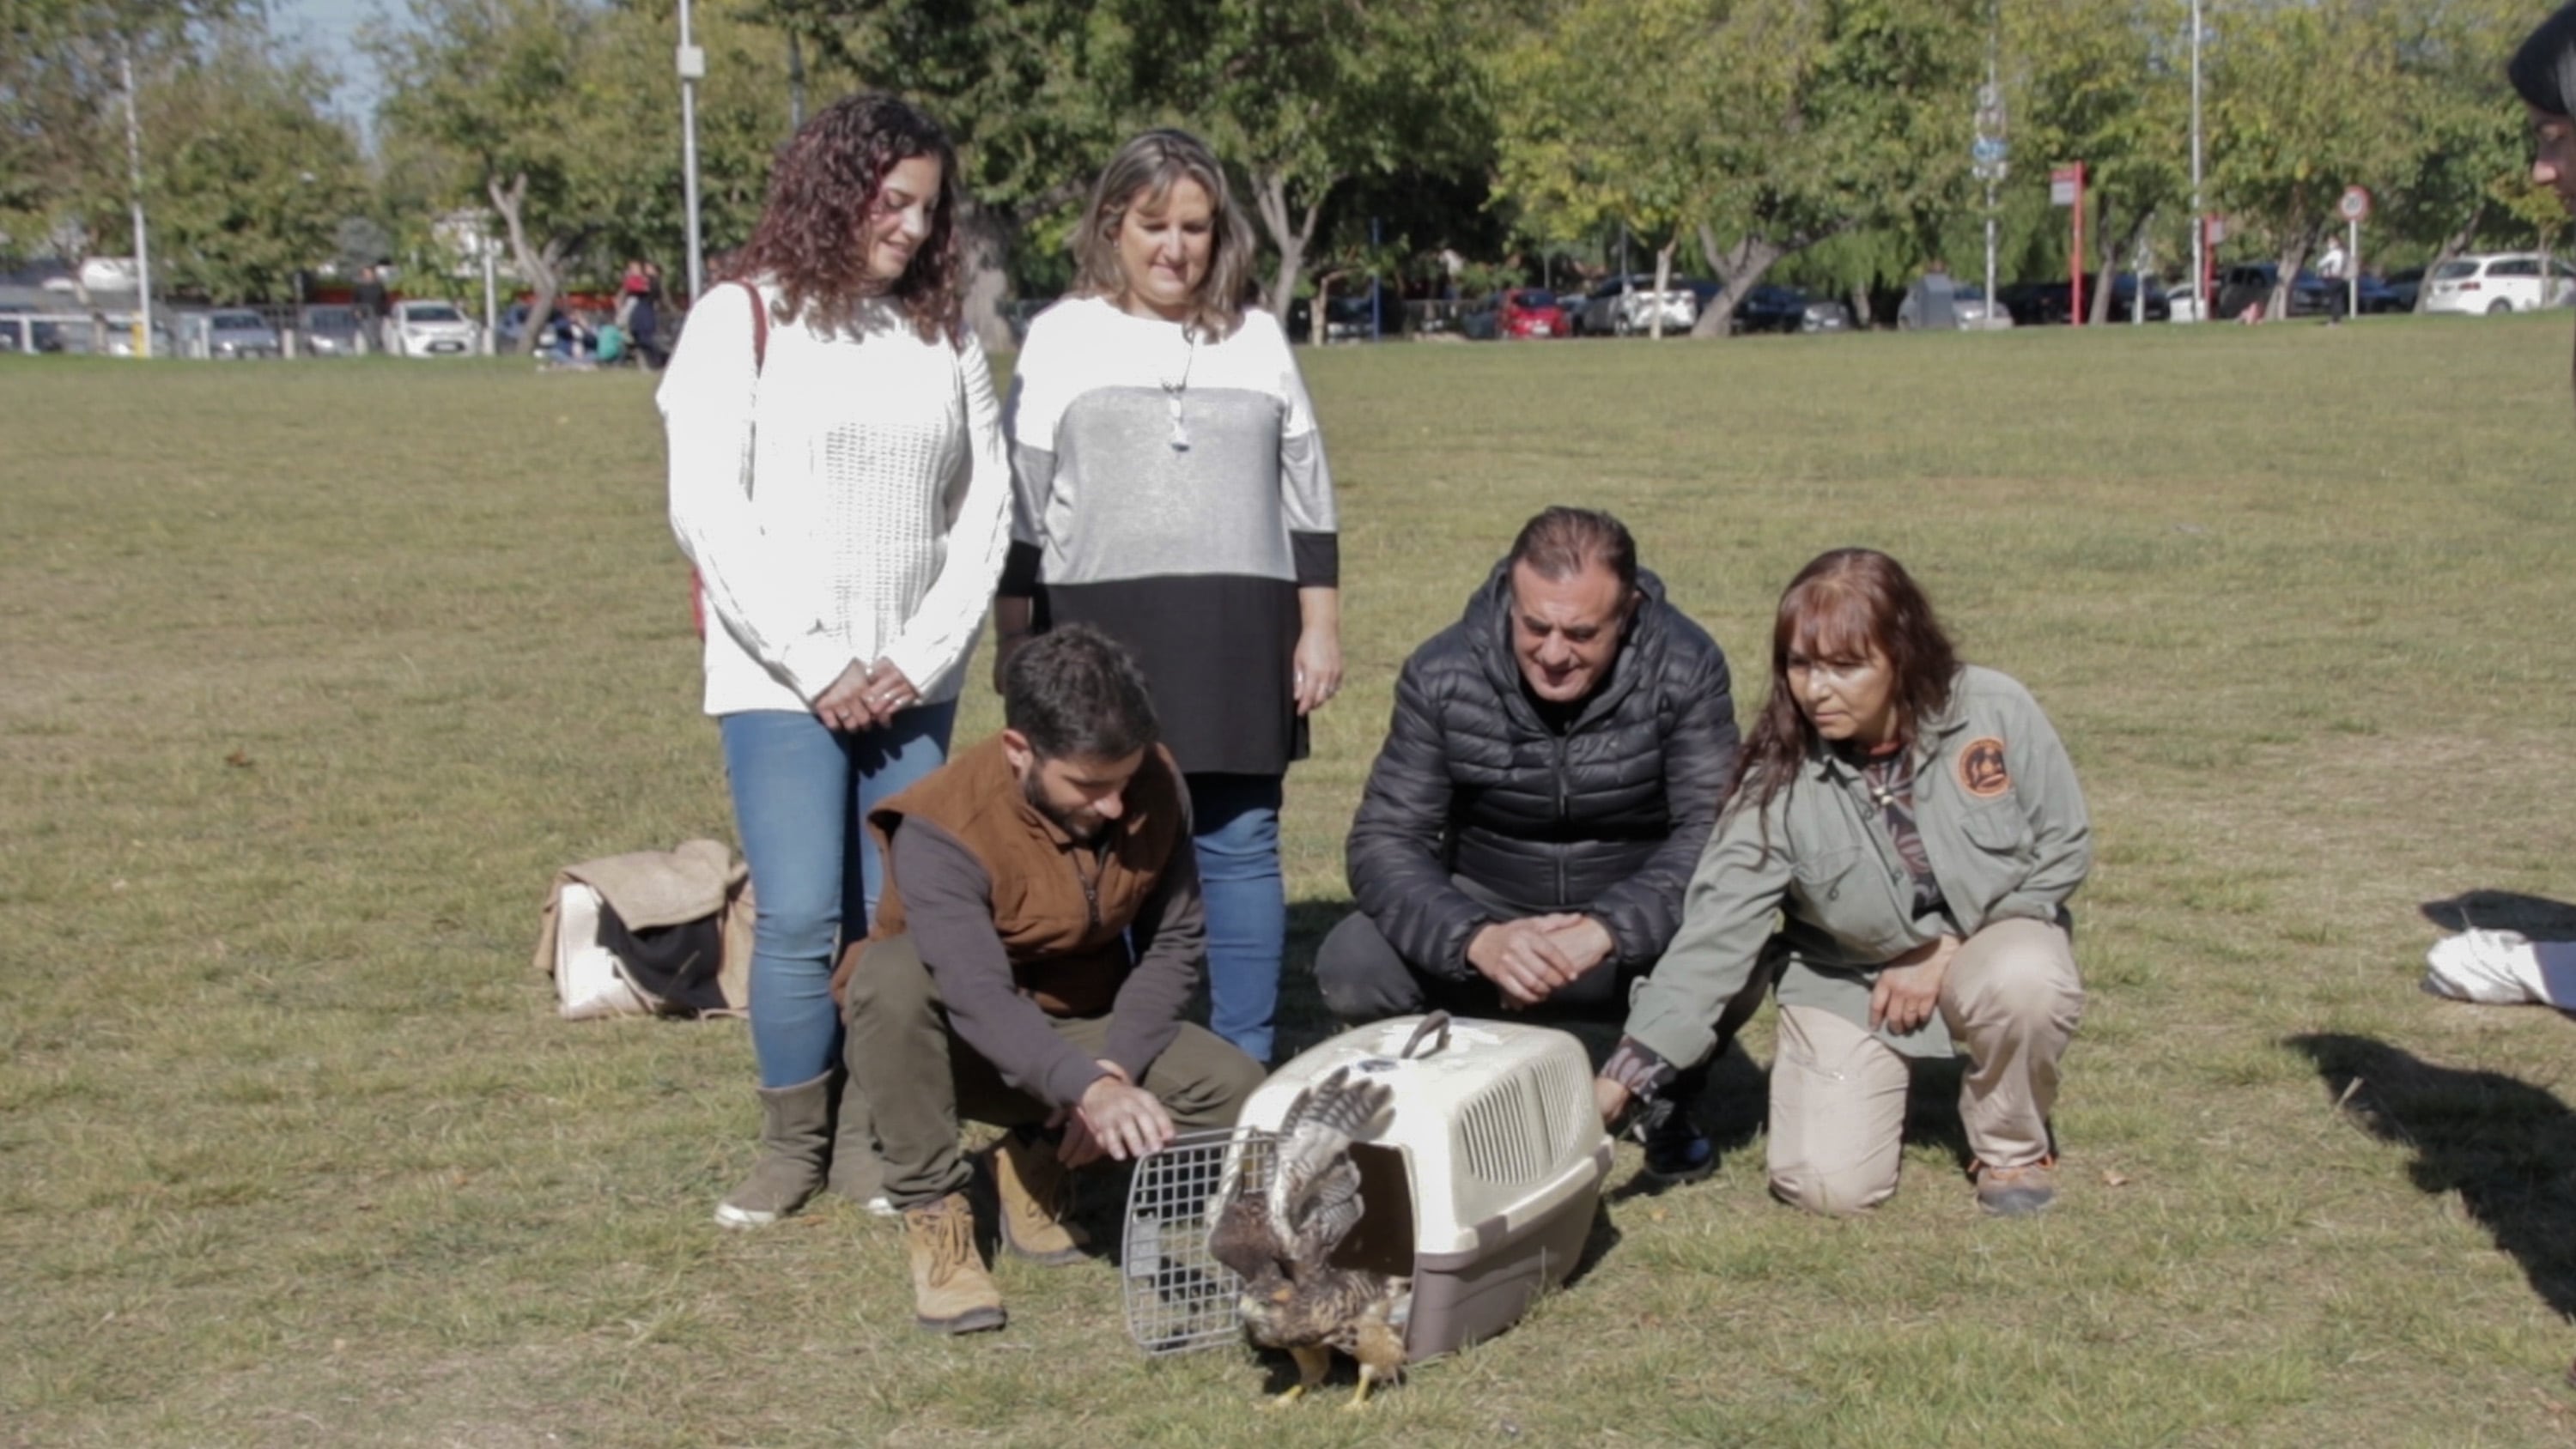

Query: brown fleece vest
843 734 1186 1016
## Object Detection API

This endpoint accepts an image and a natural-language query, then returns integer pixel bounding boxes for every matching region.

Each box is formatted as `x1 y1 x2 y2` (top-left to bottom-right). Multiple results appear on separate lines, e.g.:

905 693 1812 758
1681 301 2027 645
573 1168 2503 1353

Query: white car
1573 274 1698 336
386 299 482 356
2421 252 2576 316
1895 282 2015 330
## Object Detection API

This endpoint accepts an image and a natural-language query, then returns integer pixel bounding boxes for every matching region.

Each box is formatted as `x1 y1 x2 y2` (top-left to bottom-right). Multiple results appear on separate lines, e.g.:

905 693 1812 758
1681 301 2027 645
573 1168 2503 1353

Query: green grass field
9 315 2576 1447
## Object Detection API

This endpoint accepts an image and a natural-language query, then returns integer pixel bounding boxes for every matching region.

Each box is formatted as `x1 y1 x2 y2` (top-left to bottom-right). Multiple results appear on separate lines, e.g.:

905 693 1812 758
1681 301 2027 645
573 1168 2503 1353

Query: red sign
2050 166 2082 207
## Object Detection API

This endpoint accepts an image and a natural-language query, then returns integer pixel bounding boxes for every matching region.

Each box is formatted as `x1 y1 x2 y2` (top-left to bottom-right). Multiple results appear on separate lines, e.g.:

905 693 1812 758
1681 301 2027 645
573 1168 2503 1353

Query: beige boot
987 1129 1090 1265
903 1192 1005 1334
823 1070 895 1217
714 1073 831 1229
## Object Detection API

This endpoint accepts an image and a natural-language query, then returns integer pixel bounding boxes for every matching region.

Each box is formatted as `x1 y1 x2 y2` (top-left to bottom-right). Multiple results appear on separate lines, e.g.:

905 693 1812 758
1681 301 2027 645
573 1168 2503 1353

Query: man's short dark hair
1003 624 1159 761
1509 506 1637 593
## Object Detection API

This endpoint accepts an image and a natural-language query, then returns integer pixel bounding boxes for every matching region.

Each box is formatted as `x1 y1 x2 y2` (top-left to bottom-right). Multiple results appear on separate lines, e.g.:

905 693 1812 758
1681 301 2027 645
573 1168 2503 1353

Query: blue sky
271 0 385 120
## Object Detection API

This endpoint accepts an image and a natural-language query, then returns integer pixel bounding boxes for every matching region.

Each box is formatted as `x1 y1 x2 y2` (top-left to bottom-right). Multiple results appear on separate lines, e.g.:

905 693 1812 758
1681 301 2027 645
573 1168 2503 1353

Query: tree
372 0 791 349
1129 0 1490 319
2005 0 2188 323
0 0 244 262
2204 0 2417 318
1495 0 1982 340
783 0 1130 349
145 27 366 302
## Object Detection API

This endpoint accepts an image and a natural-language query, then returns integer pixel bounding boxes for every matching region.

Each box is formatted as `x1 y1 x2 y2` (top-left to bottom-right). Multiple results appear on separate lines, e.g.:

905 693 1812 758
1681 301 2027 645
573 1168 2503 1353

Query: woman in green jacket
1594 548 2090 1216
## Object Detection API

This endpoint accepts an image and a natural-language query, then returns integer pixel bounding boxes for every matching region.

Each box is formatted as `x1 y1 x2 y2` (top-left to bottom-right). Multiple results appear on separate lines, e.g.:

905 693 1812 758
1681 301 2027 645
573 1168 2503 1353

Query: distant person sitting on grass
1593 548 2092 1219
831 624 1261 1335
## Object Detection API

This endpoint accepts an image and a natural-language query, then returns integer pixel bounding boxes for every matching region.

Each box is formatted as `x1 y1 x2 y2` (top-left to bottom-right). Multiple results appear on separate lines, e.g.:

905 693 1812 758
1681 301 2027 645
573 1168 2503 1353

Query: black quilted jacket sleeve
1345 643 1493 979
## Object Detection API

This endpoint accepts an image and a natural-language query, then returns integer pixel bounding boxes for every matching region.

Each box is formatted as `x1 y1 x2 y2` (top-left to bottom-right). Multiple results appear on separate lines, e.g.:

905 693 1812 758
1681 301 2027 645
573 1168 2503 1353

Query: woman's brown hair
1725 549 1961 822
1069 129 1257 338
722 93 963 343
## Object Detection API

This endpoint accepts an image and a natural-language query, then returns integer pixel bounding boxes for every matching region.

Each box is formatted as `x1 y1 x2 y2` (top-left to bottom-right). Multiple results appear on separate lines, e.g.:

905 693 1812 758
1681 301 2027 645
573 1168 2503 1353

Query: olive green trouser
1767 916 2084 1217
842 932 1266 1210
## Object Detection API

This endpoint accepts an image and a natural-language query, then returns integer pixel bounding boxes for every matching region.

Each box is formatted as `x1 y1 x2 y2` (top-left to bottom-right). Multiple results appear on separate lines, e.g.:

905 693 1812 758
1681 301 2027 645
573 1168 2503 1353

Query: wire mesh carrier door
1121 1125 1273 1355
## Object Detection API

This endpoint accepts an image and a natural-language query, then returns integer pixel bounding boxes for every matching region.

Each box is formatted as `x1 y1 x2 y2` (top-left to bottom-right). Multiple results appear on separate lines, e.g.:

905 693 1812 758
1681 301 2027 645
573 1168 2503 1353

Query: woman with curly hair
660 93 1012 1229
994 129 1342 1065
1594 549 2090 1218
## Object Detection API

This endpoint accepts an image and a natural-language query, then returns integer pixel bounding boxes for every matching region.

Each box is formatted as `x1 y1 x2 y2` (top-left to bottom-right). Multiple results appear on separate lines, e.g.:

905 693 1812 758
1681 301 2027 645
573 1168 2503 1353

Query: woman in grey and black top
1595 549 2091 1218
996 129 1342 1065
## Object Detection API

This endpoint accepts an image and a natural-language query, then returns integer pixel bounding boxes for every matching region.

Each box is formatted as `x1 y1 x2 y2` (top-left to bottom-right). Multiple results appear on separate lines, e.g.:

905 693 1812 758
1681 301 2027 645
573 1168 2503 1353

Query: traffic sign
2337 185 2372 221
1973 137 2008 165
2050 165 2082 206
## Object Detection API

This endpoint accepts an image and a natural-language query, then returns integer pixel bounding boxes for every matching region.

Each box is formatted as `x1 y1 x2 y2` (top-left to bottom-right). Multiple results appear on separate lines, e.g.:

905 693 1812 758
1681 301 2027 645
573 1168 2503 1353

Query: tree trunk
1252 167 1334 321
489 173 561 357
2088 203 2150 325
1649 239 1675 339
1848 285 1871 328
2269 227 2320 323
1311 272 1334 345
1690 223 1787 339
957 197 1014 354
2421 207 2483 313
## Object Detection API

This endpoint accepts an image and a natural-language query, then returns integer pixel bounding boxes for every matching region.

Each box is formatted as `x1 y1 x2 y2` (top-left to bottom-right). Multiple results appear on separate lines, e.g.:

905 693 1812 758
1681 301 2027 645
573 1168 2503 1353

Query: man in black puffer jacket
1317 506 1756 1179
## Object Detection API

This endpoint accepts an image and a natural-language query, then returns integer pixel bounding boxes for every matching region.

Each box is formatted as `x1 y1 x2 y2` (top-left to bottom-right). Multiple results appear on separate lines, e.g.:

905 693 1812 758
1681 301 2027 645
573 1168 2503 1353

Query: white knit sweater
659 282 1012 717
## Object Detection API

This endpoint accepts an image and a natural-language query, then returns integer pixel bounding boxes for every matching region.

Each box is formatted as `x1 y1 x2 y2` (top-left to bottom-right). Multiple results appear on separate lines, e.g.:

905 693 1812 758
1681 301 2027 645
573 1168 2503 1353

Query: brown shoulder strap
741 282 768 372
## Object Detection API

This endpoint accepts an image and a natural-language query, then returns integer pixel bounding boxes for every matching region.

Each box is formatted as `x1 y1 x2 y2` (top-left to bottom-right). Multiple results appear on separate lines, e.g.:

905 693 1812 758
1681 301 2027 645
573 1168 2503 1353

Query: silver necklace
1159 324 1198 452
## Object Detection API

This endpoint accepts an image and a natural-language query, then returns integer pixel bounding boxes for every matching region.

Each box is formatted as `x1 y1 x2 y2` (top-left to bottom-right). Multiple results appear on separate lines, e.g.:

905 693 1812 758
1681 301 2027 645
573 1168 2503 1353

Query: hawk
1207 1064 1411 1408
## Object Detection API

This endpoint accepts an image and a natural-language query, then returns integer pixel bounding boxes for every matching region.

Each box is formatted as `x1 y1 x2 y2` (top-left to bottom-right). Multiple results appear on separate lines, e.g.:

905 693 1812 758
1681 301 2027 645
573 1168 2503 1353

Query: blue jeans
721 701 957 1088
1189 773 1285 1065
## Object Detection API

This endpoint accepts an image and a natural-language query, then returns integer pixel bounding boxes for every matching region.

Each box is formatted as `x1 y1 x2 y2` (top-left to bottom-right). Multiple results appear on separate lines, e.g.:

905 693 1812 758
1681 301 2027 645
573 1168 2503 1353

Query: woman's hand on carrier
1592 1076 1632 1129
1868 934 1962 1035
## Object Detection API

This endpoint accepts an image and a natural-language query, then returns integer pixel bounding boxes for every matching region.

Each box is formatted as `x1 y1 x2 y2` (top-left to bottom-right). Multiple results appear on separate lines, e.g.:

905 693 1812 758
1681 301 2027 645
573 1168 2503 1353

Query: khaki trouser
1768 916 2082 1217
842 933 1265 1210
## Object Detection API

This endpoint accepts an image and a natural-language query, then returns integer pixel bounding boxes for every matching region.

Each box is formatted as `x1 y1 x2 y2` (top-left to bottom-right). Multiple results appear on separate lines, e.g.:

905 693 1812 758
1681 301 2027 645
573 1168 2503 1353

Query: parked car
2421 252 2576 315
0 312 69 354
1572 274 1697 336
2384 266 2425 312
1461 288 1568 340
1729 283 1849 334
176 309 283 359
299 304 368 357
386 298 481 356
1997 273 2168 324
98 312 177 357
1895 281 2014 330
2213 263 2346 321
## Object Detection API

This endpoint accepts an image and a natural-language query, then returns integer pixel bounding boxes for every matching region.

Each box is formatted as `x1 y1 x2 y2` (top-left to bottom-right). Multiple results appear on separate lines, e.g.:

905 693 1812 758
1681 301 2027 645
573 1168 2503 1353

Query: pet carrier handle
1400 1010 1454 1059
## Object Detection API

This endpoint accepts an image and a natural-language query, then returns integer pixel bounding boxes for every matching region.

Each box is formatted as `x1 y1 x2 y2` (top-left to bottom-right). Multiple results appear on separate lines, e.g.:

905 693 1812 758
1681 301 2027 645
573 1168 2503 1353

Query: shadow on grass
2420 889 2576 940
2287 1033 2576 1318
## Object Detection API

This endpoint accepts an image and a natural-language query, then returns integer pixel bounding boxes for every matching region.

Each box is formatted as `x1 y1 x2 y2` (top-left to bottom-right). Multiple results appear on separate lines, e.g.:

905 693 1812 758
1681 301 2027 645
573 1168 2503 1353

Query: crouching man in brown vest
833 624 1265 1334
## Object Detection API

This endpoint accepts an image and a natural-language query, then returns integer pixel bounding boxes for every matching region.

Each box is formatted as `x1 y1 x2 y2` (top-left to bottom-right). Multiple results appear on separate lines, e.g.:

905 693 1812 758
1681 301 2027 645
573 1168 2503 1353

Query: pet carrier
1121 1013 1610 1359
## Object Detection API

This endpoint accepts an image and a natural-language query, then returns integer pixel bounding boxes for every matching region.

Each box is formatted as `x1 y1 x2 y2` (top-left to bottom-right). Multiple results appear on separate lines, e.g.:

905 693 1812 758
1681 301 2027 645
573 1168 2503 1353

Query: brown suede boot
823 1070 894 1217
986 1129 1090 1265
714 1073 832 1229
903 1192 1005 1335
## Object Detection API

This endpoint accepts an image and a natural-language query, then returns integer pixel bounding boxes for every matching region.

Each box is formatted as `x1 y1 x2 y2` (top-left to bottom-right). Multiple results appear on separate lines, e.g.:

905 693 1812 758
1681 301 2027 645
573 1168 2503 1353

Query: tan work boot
987 1129 1090 1265
714 1073 832 1229
902 1192 1005 1334
1971 1156 2059 1217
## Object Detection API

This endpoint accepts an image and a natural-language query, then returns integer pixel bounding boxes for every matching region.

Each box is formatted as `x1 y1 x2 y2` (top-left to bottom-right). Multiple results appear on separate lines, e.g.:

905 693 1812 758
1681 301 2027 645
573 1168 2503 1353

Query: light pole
2190 0 2204 319
677 0 707 302
119 39 154 358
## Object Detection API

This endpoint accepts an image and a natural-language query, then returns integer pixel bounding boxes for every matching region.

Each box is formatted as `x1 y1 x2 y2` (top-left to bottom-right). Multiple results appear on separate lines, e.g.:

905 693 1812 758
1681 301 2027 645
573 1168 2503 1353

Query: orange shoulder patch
1957 737 2011 798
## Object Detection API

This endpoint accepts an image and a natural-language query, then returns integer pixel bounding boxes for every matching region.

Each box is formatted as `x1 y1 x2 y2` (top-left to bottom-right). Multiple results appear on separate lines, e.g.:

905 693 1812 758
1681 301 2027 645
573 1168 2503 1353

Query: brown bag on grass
533 839 753 1020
